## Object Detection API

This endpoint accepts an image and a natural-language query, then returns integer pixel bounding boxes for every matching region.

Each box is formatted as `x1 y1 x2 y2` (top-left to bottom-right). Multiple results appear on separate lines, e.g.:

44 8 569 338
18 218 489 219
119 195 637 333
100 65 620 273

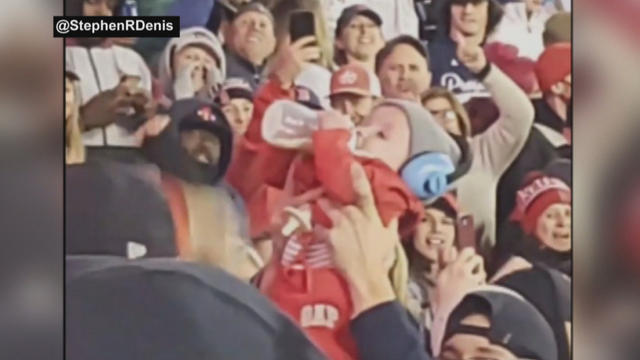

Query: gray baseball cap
444 285 558 360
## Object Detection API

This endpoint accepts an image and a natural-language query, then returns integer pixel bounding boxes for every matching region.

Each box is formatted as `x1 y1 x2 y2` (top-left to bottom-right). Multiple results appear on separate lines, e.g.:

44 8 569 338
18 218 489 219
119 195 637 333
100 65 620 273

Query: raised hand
453 31 488 74
271 35 321 88
80 81 140 130
173 62 201 100
433 247 486 313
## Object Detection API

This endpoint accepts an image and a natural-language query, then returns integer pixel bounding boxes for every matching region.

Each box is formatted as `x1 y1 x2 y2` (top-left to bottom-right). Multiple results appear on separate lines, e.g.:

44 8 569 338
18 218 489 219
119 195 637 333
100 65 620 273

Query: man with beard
141 99 262 280
333 5 385 74
223 2 277 91
375 35 432 102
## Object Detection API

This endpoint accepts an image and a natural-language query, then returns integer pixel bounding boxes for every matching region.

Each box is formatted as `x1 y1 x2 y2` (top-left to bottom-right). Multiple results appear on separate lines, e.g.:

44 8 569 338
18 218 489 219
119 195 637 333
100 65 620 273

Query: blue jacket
428 35 490 103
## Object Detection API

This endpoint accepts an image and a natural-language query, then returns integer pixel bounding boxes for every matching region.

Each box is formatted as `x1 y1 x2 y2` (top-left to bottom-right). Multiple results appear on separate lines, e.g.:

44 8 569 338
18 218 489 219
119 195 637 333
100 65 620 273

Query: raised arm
474 64 535 176
453 33 535 177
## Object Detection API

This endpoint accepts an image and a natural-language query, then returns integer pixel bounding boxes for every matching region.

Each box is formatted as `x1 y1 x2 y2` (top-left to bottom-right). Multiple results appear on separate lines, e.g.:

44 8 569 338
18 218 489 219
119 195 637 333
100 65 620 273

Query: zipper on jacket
87 48 108 146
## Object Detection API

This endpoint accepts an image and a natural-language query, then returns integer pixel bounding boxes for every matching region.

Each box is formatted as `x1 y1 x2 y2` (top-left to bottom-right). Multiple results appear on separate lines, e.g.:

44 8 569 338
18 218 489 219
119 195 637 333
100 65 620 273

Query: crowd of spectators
65 0 572 359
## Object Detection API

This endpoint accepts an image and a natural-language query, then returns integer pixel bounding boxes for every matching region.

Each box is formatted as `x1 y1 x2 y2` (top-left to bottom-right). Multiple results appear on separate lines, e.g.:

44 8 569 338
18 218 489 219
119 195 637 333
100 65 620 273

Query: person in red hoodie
256 99 469 360
226 34 324 241
228 39 470 357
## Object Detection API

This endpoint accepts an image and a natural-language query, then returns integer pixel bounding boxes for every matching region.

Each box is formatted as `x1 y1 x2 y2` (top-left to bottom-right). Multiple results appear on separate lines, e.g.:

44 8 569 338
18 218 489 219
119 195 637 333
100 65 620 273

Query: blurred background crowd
61 0 578 359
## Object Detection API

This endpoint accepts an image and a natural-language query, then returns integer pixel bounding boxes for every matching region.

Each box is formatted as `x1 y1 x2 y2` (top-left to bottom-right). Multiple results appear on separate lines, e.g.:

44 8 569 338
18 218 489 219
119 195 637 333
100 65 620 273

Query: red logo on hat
330 64 372 96
197 107 216 122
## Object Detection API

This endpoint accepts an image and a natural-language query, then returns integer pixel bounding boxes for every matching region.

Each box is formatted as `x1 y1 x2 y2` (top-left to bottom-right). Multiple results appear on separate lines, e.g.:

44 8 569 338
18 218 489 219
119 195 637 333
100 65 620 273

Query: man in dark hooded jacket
66 255 327 360
142 98 261 280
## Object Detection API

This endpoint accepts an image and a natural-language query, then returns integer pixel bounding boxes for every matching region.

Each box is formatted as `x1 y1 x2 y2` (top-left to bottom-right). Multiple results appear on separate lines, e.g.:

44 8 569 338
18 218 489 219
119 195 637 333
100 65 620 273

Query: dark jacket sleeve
351 301 432 360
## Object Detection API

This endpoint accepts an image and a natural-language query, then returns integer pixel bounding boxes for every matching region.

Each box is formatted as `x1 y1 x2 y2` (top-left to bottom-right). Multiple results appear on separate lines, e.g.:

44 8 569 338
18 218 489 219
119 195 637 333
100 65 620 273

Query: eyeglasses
430 109 459 124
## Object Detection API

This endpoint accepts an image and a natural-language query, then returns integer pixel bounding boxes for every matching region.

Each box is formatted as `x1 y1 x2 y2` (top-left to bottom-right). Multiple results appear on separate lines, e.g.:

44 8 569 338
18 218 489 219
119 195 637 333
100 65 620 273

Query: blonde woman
65 71 85 165
421 87 473 138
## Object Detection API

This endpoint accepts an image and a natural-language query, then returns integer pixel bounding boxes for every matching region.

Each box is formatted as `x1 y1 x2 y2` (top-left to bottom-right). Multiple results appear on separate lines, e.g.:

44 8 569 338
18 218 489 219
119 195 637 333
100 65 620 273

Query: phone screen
456 214 476 251
289 11 316 43
120 75 142 96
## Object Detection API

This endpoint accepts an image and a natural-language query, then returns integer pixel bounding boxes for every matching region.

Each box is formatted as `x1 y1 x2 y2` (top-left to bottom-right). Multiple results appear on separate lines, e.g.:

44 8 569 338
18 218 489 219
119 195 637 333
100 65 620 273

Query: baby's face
357 105 410 171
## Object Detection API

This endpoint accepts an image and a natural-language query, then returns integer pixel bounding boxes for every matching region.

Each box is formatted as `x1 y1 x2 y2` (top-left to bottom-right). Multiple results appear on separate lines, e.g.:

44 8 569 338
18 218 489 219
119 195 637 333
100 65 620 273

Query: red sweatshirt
226 78 423 239
228 78 423 360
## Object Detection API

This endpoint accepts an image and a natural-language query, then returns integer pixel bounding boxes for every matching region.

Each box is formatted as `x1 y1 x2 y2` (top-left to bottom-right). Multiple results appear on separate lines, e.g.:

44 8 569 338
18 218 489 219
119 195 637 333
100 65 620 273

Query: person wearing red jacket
226 35 324 241
232 97 467 356
227 34 470 360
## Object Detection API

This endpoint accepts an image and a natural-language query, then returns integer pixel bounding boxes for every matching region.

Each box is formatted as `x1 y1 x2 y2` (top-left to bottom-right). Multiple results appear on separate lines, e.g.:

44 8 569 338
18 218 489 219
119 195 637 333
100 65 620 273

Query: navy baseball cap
335 5 382 37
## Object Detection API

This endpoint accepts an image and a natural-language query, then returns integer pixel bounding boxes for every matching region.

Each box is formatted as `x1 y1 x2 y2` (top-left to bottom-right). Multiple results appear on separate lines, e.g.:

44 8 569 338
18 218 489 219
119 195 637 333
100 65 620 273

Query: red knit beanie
535 43 571 93
485 42 539 95
511 175 571 235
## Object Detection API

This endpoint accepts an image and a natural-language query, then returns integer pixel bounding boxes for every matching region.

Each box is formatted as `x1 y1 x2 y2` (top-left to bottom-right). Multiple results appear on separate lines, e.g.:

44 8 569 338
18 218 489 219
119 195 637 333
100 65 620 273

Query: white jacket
324 0 419 40
488 3 553 60
66 44 152 147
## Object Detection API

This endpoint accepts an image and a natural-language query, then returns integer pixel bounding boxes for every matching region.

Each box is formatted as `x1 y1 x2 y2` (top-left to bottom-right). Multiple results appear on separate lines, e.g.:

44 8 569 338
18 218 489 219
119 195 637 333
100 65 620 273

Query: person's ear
424 69 433 84
550 81 564 96
220 21 232 43
335 37 345 51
